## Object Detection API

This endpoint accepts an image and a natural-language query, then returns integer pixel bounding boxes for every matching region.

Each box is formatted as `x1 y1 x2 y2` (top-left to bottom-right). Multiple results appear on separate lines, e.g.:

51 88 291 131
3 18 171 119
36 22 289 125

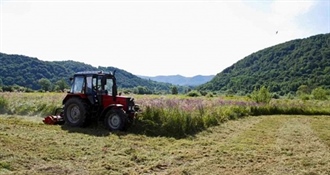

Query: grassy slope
0 115 329 175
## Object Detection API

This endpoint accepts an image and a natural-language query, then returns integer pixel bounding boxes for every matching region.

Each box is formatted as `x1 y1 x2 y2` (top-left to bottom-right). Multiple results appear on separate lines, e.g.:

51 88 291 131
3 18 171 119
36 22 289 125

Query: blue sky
1 0 329 76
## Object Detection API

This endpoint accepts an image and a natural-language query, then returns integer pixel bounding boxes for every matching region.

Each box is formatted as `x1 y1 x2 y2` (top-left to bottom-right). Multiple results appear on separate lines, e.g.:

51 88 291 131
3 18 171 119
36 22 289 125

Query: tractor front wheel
104 109 127 131
63 98 87 127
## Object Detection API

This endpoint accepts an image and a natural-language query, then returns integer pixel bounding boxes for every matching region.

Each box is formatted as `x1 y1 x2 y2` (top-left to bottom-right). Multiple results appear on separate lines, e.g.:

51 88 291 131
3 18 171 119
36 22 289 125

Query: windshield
71 76 84 93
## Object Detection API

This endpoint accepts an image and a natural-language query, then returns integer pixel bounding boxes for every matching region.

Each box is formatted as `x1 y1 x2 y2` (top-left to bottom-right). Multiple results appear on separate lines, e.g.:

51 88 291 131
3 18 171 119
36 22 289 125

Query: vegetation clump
312 87 328 100
186 90 201 97
250 86 272 104
0 95 8 113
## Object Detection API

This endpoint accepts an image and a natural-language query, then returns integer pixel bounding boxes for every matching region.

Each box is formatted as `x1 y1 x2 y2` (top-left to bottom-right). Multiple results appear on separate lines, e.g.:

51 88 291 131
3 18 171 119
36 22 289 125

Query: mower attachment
43 108 64 125
43 115 64 125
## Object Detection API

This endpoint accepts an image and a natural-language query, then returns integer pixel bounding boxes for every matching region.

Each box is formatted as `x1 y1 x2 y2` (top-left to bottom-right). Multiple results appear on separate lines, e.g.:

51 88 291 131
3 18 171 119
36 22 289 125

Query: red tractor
44 71 140 131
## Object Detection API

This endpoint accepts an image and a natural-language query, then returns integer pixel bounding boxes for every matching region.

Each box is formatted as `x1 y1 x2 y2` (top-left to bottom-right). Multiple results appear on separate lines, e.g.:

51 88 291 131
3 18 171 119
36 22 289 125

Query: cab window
86 76 93 94
71 76 84 93
105 78 113 94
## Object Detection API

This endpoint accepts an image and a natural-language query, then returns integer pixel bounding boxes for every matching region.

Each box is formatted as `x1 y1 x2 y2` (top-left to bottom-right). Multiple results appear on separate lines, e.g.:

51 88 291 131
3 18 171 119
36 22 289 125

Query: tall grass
132 96 255 137
250 99 330 116
0 95 8 113
0 92 65 116
1 92 330 138
132 95 330 137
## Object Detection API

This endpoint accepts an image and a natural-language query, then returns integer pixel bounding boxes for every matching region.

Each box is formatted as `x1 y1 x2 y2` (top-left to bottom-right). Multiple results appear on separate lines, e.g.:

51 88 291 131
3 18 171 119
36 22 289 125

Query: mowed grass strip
265 116 330 175
310 116 330 147
184 116 285 175
1 115 330 175
0 115 263 175
182 116 330 175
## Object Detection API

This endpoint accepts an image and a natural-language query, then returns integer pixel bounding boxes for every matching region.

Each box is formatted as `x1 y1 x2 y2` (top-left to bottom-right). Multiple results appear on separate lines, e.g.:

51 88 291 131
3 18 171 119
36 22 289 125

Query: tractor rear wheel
104 109 127 131
63 98 87 127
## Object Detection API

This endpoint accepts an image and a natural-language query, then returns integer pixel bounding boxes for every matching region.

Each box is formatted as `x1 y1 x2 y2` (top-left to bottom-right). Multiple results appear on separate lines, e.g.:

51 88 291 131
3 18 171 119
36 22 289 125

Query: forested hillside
0 53 173 92
198 33 330 95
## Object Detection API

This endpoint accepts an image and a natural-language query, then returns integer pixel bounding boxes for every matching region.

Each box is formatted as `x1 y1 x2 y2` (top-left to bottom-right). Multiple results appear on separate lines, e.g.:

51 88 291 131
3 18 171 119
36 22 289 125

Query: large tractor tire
104 109 127 131
63 98 88 127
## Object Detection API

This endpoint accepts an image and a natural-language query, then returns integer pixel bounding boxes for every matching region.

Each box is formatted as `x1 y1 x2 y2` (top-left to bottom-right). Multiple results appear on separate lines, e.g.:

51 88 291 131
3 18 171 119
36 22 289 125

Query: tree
135 86 152 94
55 79 69 92
296 85 310 95
312 87 328 100
251 86 272 104
38 78 52 91
186 90 201 97
171 86 178 95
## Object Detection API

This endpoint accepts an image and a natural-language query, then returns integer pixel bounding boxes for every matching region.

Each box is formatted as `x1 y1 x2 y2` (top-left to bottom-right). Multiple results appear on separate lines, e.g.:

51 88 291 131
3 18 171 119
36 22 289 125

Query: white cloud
271 0 314 17
269 0 316 35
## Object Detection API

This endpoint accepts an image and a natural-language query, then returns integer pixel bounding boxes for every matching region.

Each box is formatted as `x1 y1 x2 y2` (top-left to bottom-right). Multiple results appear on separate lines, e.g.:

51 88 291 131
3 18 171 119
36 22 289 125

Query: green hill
0 53 173 92
197 33 330 95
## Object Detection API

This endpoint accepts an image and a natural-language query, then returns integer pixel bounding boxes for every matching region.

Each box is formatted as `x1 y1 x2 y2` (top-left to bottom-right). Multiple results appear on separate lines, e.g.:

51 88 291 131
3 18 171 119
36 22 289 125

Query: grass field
1 114 329 175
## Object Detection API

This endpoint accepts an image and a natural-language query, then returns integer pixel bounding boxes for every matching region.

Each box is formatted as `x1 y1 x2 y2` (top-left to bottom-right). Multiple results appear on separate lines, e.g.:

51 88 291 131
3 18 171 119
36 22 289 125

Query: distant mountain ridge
139 75 215 86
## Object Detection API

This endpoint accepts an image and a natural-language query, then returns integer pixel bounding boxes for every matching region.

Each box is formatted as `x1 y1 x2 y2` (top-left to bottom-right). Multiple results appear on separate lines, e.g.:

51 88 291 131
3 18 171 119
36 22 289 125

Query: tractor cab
69 71 117 105
70 71 115 94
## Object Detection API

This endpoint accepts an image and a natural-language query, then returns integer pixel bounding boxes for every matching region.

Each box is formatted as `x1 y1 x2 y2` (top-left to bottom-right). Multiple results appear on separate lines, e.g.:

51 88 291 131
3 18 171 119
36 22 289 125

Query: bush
299 94 310 100
25 88 34 93
312 87 328 100
199 91 207 96
0 95 8 113
296 85 310 96
186 90 201 97
286 93 295 99
2 86 13 92
272 93 280 99
250 86 272 104
205 92 214 98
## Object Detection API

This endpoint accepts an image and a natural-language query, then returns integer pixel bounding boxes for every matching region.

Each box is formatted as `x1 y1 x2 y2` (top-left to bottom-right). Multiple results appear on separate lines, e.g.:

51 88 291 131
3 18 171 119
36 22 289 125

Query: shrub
286 93 295 99
299 94 310 100
202 112 219 127
272 93 280 99
296 85 310 96
25 88 34 93
2 86 13 92
186 90 201 97
312 87 328 100
225 89 234 97
250 86 272 104
205 92 214 98
0 95 8 113
199 91 207 96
